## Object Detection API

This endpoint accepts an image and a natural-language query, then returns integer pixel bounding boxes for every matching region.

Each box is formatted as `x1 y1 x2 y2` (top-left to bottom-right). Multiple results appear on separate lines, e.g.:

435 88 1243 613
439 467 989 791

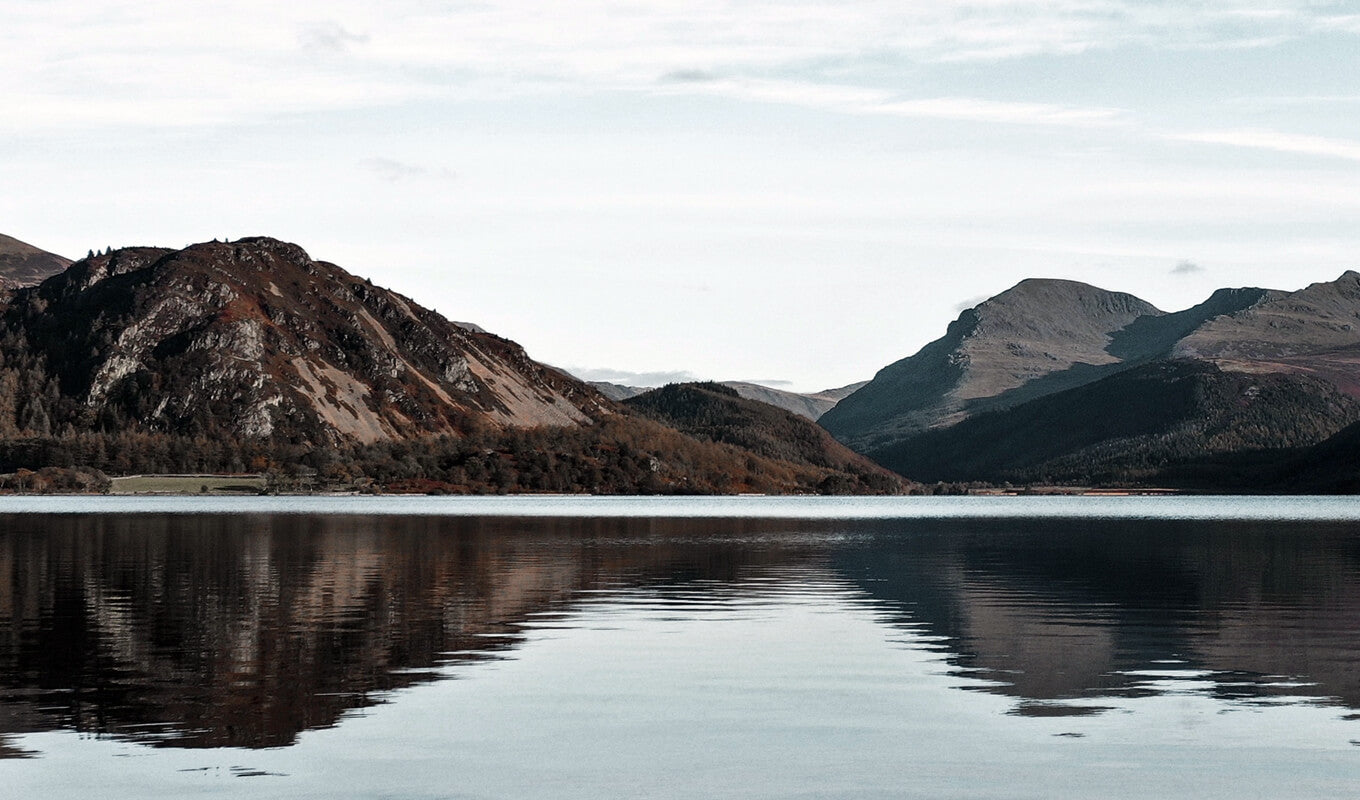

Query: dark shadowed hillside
868 361 1360 488
624 383 906 493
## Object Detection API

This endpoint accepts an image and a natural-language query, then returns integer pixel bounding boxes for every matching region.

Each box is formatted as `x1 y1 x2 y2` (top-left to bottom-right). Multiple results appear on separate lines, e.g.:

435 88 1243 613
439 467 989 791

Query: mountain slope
1173 271 1360 396
868 360 1360 486
820 279 1163 450
0 237 608 444
624 382 905 493
1275 418 1360 493
0 234 72 290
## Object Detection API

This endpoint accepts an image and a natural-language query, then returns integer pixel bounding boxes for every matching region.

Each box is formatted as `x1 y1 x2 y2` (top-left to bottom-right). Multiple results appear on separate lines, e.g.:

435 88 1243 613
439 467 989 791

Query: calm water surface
1 497 1358 798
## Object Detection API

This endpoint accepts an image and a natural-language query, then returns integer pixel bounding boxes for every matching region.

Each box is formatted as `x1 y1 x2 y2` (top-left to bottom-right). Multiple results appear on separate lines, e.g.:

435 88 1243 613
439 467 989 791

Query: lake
1 496 1358 798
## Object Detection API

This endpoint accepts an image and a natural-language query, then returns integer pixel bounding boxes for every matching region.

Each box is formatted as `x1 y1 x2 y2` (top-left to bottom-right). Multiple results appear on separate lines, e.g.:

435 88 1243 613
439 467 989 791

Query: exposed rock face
0 237 611 444
0 234 72 289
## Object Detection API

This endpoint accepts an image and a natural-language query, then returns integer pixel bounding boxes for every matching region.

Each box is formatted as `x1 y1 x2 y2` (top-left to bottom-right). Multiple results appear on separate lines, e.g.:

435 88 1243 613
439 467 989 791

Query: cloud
869 97 1123 127
299 21 369 53
954 294 991 312
660 69 719 83
5 1 1354 131
661 78 1125 128
362 158 456 182
1171 260 1203 275
1171 129 1360 163
564 366 699 387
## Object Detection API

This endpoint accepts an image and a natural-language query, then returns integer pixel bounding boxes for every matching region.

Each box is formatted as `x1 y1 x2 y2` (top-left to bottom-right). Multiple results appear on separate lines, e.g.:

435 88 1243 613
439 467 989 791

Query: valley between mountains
2 232 1359 494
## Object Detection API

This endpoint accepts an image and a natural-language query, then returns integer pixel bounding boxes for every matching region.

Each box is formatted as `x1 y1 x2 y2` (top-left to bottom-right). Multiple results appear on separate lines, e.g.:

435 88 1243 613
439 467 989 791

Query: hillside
868 360 1360 487
0 233 71 290
624 382 905 493
1270 418 1360 493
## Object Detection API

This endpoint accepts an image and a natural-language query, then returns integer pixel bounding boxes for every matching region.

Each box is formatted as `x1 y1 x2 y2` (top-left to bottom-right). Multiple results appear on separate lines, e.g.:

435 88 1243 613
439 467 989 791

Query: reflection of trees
836 518 1360 713
0 514 809 750
5 513 1360 753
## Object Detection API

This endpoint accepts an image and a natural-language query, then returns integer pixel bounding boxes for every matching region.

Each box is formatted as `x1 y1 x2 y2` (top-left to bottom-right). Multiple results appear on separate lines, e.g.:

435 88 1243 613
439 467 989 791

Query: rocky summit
0 237 609 444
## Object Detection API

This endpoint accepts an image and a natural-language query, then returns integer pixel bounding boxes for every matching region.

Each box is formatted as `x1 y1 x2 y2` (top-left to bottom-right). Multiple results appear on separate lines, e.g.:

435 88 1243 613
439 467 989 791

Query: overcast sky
5 1 1360 391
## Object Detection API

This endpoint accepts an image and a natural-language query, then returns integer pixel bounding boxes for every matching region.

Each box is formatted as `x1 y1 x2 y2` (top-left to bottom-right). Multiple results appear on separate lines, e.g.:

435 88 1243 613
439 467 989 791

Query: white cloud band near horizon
5 0 1360 391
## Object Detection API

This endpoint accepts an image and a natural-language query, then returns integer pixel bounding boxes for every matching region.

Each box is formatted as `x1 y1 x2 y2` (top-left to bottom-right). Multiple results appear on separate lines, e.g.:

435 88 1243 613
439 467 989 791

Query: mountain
829 273 1360 489
0 237 895 494
591 379 866 420
623 382 905 493
820 279 1167 451
0 234 72 290
0 237 608 444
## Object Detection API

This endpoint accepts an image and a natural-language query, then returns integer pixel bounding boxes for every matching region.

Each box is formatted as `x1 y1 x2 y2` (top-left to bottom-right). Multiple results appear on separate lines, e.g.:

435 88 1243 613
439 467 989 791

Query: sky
4 1 1360 392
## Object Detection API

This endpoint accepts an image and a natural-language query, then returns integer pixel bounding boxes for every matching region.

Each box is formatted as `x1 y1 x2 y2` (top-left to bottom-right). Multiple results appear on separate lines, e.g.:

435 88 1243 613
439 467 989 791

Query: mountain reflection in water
1 513 1359 758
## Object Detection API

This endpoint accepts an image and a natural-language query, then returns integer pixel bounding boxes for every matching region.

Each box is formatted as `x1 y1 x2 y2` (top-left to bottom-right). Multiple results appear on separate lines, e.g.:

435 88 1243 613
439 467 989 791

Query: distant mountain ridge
590 379 865 420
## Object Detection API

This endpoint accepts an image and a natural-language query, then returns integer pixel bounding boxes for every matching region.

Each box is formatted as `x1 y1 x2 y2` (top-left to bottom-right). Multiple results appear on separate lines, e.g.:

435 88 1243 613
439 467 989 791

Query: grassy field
109 474 267 495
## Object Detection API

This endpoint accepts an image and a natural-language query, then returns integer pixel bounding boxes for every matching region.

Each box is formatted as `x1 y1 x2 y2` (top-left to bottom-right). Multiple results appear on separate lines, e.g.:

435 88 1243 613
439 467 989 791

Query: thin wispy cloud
1172 129 1360 163
362 158 456 183
1172 260 1204 276
954 295 991 312
659 78 1125 128
4 1 1356 130
299 21 369 53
